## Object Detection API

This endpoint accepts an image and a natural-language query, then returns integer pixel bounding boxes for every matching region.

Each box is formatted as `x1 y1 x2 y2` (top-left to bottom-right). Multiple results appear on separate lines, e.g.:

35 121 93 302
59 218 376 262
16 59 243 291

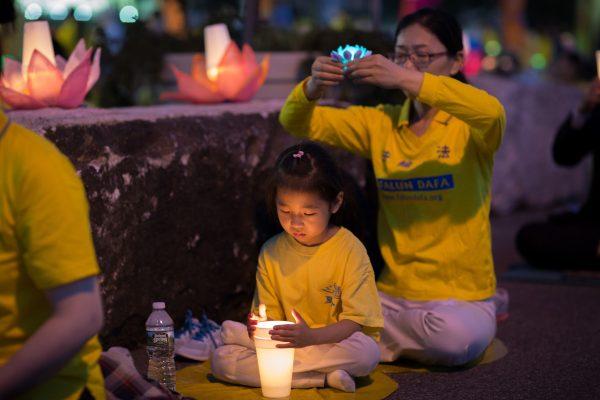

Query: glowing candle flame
258 304 267 320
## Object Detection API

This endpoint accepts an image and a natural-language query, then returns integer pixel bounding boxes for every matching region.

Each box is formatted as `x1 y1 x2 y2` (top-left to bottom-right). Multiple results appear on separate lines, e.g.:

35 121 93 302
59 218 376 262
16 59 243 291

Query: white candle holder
254 321 295 399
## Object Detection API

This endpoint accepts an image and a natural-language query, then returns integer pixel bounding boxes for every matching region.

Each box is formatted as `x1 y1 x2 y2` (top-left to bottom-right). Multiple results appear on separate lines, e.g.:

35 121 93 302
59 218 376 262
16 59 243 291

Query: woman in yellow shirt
279 8 507 366
0 111 105 399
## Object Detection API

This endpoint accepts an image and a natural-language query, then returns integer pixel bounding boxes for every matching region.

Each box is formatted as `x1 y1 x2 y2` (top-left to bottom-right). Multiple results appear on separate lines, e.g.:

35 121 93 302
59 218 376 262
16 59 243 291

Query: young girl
211 142 383 392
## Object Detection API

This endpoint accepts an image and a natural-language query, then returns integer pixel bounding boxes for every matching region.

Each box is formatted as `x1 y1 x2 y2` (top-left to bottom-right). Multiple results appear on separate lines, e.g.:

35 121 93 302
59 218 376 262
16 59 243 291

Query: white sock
326 370 355 392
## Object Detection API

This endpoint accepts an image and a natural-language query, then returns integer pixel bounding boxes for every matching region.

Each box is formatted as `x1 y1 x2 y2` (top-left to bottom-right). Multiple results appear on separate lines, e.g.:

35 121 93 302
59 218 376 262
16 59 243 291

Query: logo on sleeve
382 150 390 163
437 145 451 159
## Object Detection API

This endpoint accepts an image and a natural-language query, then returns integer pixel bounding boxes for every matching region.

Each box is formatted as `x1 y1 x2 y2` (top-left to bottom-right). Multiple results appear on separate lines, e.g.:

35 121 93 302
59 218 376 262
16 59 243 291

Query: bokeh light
49 4 69 20
530 53 547 70
74 4 93 22
481 56 498 72
119 6 139 23
24 3 43 20
484 40 502 57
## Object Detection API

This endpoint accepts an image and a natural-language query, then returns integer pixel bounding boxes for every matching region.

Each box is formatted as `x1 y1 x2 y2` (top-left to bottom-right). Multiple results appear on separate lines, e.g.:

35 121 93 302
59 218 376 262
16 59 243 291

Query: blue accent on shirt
377 174 455 192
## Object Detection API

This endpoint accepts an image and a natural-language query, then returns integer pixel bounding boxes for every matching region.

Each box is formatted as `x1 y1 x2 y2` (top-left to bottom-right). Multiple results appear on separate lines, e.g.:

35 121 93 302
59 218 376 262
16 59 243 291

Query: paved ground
385 210 600 400
386 281 600 399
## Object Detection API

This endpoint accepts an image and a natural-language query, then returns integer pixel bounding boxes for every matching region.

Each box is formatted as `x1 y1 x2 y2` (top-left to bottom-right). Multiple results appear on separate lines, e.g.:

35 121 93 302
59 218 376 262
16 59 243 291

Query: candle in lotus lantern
253 305 295 399
204 23 231 81
21 21 56 76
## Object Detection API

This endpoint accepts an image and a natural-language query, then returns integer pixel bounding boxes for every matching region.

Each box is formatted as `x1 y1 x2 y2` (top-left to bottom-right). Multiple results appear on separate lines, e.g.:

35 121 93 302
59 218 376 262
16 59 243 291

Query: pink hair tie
293 150 305 159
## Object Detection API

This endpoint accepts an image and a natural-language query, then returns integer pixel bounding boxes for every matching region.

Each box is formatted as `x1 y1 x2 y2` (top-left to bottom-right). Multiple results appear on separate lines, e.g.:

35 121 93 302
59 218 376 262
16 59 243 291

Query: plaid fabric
99 347 189 400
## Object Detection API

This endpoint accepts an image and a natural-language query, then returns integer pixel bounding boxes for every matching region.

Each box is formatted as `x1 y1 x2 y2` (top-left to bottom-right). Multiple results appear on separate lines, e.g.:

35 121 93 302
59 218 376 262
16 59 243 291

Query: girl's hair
394 8 467 83
266 142 345 226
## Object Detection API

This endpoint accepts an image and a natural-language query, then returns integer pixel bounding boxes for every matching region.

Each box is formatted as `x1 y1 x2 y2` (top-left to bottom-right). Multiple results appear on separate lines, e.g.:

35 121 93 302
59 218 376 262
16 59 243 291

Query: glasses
389 51 448 69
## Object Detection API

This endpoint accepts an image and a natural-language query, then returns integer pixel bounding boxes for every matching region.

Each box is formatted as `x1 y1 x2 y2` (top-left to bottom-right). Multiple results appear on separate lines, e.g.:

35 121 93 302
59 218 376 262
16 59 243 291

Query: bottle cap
152 301 166 310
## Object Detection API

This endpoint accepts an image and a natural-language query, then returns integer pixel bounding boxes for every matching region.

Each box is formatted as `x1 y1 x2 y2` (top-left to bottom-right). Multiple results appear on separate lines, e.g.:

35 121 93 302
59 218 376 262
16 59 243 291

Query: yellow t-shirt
279 73 506 301
0 112 105 400
252 227 383 340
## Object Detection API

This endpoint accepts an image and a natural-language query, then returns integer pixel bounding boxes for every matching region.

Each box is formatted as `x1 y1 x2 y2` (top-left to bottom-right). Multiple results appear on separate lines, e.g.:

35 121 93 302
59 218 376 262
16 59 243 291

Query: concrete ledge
9 101 285 131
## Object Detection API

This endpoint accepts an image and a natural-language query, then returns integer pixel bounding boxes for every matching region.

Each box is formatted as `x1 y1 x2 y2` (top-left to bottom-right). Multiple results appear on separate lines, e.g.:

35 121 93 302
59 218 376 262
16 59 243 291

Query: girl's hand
247 312 258 339
346 54 404 89
305 56 344 100
247 304 267 339
269 310 314 348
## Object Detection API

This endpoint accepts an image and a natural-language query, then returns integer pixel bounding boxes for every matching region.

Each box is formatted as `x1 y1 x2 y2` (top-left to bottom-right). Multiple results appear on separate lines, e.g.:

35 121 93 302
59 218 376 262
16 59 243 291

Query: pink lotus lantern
161 23 269 104
0 21 101 110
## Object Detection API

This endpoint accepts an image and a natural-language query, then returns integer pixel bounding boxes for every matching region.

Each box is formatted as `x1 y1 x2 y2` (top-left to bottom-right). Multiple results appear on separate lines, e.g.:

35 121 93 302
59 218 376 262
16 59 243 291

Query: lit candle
258 304 267 320
22 21 56 77
254 320 295 398
204 23 231 81
596 50 600 79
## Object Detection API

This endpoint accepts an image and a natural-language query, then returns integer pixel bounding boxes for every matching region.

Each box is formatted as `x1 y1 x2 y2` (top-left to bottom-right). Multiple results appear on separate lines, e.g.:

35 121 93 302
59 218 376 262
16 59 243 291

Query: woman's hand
346 54 404 89
304 56 344 100
346 54 424 96
269 310 315 348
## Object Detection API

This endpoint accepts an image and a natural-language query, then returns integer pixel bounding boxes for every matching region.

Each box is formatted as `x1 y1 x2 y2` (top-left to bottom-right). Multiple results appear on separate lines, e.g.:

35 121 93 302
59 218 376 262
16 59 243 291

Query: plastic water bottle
146 301 176 391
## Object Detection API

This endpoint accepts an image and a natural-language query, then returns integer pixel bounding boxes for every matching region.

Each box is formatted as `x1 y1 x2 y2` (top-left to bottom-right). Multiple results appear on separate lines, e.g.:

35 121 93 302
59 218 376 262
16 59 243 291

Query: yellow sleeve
339 245 384 339
251 249 286 321
417 73 506 154
14 127 100 289
279 79 376 159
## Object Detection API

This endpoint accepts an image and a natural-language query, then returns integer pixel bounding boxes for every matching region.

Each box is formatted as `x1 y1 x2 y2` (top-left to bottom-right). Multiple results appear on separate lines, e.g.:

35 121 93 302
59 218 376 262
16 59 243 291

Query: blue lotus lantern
330 44 373 69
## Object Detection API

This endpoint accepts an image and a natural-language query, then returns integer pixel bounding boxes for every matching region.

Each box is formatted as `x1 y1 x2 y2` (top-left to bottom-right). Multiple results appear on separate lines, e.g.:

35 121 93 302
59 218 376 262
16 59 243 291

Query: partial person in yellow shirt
279 8 508 367
211 142 383 392
0 110 105 399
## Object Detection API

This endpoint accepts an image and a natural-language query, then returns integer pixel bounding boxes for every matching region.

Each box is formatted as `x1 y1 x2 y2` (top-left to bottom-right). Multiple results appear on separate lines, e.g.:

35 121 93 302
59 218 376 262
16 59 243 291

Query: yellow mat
176 362 397 400
176 339 507 399
379 338 508 374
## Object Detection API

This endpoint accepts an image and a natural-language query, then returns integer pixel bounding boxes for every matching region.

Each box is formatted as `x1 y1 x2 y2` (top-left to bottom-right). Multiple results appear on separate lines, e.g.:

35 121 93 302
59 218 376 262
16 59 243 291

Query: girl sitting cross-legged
210 142 383 392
